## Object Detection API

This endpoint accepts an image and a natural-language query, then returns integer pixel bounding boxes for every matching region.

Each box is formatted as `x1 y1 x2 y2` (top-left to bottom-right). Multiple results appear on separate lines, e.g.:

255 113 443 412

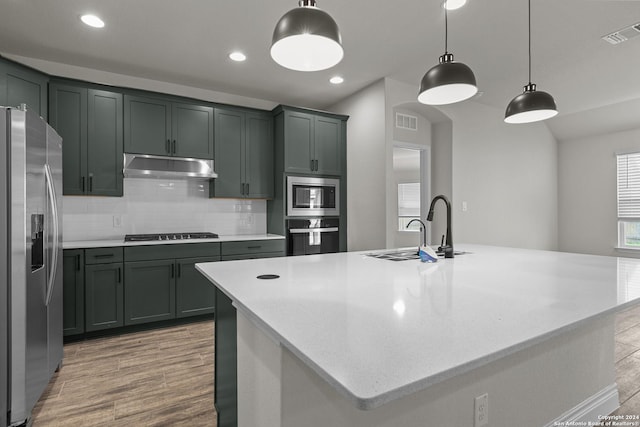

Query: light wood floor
31 320 216 426
31 306 640 426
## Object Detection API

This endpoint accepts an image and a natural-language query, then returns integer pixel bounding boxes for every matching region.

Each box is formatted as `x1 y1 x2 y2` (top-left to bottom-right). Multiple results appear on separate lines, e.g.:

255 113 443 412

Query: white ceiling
1 0 639 132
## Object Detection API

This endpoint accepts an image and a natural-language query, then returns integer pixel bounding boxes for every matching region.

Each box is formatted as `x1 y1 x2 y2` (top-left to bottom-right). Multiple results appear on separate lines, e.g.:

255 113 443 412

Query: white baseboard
544 384 620 427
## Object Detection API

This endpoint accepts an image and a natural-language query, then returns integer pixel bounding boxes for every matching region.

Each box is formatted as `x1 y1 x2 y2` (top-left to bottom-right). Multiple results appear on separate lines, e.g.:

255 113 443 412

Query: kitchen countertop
196 244 640 410
63 233 284 249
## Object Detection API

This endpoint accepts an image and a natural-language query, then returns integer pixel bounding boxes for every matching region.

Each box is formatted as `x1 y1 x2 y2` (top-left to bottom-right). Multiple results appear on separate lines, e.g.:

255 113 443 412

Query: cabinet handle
81 176 85 192
246 183 249 195
171 263 175 278
166 139 170 154
310 159 314 171
247 246 261 249
94 254 114 259
89 175 93 192
314 159 319 171
177 263 181 278
117 267 122 283
241 183 245 195
172 140 176 154
75 254 81 271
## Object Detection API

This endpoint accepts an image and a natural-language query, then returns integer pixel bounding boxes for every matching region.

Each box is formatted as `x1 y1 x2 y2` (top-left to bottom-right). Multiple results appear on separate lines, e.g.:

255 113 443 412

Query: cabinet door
124 95 172 156
212 109 244 198
87 89 123 196
0 59 48 119
124 260 176 325
245 112 274 198
62 250 85 336
49 83 88 195
85 263 124 332
172 103 214 159
284 111 314 174
314 116 342 176
176 256 218 318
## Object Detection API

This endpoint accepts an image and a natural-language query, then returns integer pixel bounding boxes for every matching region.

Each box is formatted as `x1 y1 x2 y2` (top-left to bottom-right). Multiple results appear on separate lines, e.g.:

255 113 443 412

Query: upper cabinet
279 108 343 176
210 108 274 199
124 94 214 159
0 57 48 119
49 81 123 196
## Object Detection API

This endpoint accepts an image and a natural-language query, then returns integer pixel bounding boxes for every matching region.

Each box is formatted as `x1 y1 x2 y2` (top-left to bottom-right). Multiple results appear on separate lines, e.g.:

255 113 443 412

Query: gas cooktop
124 232 219 242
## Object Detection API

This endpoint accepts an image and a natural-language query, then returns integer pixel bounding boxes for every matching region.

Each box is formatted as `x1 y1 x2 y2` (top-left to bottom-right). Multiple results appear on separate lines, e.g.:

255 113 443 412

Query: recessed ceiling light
329 76 344 84
229 52 247 62
444 0 466 10
80 14 105 28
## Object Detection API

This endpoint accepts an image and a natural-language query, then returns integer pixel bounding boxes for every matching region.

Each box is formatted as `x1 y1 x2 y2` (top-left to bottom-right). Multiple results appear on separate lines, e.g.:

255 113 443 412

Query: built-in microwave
286 176 340 217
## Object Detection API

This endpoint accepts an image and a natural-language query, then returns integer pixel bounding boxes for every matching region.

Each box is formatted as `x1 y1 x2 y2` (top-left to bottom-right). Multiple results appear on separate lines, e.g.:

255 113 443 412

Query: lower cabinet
176 256 218 318
123 243 220 326
214 288 237 427
124 260 176 325
85 261 124 332
62 250 84 336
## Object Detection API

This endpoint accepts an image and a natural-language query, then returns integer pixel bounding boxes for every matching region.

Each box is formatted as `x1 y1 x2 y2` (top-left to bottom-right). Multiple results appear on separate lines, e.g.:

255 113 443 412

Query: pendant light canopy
504 0 557 124
271 0 344 72
418 4 477 105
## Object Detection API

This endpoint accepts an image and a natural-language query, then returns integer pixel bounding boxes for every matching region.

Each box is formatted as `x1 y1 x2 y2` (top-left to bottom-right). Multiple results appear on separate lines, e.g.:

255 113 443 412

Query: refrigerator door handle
45 164 59 306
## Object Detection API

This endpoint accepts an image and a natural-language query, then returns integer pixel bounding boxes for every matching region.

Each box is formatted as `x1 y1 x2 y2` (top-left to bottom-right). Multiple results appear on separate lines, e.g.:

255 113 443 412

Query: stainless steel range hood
123 153 217 179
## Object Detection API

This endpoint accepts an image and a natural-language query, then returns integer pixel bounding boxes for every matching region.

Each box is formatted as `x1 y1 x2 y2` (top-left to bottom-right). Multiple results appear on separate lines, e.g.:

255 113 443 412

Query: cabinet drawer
85 247 123 264
124 242 221 262
221 239 285 257
221 252 285 262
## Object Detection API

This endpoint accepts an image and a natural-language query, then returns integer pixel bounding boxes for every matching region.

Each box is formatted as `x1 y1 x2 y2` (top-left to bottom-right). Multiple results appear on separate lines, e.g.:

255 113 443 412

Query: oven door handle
288 227 339 234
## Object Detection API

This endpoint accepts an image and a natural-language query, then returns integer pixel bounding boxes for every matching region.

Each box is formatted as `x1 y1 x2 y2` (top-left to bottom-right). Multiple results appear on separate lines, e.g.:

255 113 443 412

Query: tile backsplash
63 178 267 241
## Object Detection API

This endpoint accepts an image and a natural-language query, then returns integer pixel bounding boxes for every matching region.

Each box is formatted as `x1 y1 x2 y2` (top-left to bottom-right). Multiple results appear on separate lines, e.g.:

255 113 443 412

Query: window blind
617 153 640 219
398 182 420 217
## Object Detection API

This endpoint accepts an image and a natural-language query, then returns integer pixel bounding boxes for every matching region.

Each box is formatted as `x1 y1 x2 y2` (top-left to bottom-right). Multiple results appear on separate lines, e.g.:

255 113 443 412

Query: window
617 153 640 248
398 182 421 231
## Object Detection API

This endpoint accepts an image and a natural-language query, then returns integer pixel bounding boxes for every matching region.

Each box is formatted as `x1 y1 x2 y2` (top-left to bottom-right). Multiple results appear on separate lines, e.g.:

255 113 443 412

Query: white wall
438 101 559 250
63 178 266 241
558 127 640 257
329 80 387 251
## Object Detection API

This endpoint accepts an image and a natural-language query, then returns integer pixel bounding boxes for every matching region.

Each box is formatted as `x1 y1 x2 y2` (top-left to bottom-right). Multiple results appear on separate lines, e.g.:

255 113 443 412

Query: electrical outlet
474 393 488 427
462 201 468 212
113 215 122 228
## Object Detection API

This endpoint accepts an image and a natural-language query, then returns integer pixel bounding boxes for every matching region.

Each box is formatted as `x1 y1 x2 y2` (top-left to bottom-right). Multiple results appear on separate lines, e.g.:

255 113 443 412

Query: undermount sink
366 249 468 261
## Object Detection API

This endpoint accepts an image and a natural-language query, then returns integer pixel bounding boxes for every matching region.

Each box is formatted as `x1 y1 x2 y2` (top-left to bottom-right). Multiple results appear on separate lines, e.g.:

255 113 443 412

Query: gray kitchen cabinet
0 57 48 119
85 248 124 332
211 108 273 199
176 256 218 318
124 259 176 325
280 108 342 176
124 94 214 159
49 81 123 196
123 243 220 325
62 250 84 336
220 239 285 261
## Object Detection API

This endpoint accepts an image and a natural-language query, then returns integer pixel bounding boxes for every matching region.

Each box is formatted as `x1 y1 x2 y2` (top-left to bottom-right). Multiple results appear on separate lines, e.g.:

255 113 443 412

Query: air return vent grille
602 22 640 45
396 113 417 131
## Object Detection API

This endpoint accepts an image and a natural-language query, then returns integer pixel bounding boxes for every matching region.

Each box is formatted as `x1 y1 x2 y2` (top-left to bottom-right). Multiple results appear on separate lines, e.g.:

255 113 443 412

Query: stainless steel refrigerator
1 106 63 427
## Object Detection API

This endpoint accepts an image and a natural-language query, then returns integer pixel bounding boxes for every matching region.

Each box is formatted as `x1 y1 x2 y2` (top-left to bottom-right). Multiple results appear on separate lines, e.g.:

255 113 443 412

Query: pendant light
271 0 344 72
504 0 557 124
418 3 477 105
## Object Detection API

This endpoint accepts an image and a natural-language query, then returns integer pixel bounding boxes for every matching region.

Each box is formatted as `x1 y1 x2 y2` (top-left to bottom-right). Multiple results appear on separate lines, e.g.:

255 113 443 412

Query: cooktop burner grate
124 232 219 242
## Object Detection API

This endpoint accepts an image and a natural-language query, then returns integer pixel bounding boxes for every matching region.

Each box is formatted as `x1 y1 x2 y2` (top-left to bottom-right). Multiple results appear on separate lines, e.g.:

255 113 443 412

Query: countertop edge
212 279 640 410
63 234 285 249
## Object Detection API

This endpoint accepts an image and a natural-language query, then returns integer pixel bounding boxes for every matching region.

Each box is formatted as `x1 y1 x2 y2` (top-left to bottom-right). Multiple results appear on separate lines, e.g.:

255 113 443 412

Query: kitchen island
196 244 640 427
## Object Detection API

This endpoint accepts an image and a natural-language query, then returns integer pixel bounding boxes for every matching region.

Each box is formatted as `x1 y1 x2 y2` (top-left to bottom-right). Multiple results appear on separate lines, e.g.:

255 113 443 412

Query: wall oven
287 218 340 256
287 176 339 217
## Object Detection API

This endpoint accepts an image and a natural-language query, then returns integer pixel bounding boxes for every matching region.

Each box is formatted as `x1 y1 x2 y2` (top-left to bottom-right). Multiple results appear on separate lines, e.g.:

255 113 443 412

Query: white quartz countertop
196 244 640 410
63 233 284 249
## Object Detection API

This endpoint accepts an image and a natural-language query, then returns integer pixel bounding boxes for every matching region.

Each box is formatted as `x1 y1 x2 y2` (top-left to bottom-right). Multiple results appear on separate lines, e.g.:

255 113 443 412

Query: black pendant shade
418 53 478 105
271 0 344 72
504 83 558 124
504 0 557 124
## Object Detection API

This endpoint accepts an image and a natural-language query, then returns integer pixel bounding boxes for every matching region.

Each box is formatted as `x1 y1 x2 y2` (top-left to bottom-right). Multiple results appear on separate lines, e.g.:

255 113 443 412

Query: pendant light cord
444 3 448 54
528 0 532 84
